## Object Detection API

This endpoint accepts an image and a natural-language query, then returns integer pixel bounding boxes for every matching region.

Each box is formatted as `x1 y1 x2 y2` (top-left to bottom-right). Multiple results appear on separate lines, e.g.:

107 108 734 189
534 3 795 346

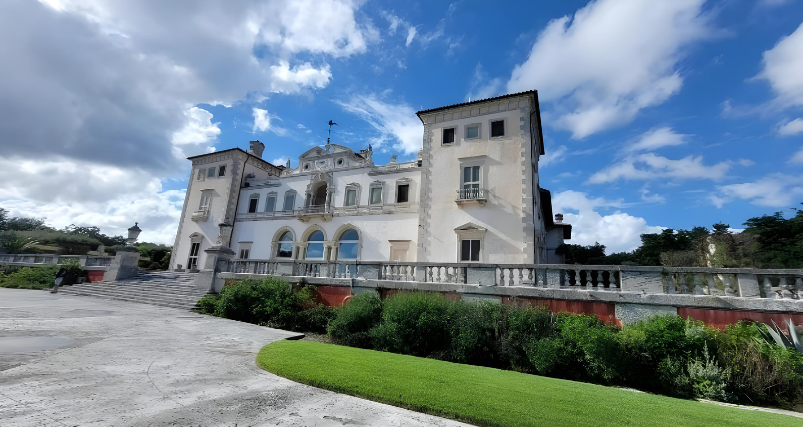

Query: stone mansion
168 90 571 271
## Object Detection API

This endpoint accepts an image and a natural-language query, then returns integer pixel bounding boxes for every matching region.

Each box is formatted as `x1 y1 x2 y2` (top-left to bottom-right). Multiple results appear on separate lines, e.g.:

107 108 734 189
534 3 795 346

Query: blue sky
1 0 802 250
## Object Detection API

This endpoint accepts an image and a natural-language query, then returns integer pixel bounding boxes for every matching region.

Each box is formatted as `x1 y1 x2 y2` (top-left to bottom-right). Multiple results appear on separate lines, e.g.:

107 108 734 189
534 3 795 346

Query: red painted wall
316 286 353 307
87 270 105 282
678 307 803 332
502 296 620 326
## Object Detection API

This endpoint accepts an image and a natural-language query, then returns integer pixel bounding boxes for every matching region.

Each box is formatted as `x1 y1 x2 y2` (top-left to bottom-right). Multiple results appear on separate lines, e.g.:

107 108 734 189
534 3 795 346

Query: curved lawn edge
257 340 800 427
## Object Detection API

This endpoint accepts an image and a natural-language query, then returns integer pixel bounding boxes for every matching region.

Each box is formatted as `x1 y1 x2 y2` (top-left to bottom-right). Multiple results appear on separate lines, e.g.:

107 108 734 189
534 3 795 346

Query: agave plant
756 319 803 353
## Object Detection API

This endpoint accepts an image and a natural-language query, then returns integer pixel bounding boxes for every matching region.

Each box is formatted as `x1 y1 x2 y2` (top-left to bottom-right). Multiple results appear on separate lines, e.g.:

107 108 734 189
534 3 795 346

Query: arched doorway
313 183 327 206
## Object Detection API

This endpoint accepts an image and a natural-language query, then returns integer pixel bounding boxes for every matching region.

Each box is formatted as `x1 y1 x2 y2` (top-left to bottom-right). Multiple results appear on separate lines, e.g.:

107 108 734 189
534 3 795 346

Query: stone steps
59 270 209 310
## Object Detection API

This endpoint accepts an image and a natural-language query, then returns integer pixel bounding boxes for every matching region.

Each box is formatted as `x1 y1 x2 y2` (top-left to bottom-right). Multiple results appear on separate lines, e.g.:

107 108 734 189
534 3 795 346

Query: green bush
448 301 508 367
687 343 731 401
506 306 557 371
0 265 59 289
328 292 383 348
370 292 454 357
298 305 336 334
60 258 84 277
195 294 220 315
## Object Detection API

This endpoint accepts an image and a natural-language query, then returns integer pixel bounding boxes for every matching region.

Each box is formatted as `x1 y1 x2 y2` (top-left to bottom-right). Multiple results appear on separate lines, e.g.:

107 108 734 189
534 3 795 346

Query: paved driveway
0 289 469 426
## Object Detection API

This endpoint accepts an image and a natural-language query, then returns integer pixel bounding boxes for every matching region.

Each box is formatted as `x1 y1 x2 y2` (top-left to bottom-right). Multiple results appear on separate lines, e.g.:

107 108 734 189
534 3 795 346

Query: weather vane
327 119 338 145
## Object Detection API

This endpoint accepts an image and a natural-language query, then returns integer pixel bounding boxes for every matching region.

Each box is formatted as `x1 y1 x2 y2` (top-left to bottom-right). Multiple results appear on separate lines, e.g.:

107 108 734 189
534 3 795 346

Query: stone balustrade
0 254 113 267
214 259 803 301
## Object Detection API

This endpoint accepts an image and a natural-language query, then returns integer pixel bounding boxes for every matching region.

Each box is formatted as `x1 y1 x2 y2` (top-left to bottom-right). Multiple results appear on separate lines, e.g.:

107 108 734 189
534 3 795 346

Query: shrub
555 314 621 383
370 292 454 357
298 305 336 334
687 343 731 401
215 277 310 329
328 292 383 348
506 306 557 371
0 265 59 289
60 258 84 277
449 301 508 367
196 294 220 315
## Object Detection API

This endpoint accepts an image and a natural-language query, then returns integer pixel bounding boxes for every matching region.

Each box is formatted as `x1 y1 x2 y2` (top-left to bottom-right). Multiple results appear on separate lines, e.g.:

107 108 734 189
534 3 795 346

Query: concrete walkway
0 289 469 426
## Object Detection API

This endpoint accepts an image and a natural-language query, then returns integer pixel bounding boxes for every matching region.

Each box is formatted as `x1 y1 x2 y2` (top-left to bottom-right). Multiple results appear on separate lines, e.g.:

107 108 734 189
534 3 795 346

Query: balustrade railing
85 256 113 267
456 188 486 201
213 259 803 300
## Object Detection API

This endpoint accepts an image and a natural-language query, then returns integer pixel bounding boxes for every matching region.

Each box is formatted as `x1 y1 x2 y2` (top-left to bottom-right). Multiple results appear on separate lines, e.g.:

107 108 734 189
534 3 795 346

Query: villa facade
169 91 571 271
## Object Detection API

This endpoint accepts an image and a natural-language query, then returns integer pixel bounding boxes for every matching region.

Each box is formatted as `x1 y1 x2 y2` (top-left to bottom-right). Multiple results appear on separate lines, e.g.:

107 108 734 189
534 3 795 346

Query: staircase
59 270 208 310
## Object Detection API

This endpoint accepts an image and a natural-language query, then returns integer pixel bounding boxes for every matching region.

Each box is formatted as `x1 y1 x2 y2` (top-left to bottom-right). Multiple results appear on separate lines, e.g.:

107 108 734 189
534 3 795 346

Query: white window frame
265 192 277 212
395 178 412 205
199 190 212 211
489 119 506 139
460 239 481 262
442 126 456 145
462 165 481 192
196 168 205 181
187 233 203 269
207 167 216 178
238 242 252 260
283 191 297 211
247 194 260 213
368 181 384 206
344 183 360 207
389 240 411 262
455 224 486 263
465 123 482 140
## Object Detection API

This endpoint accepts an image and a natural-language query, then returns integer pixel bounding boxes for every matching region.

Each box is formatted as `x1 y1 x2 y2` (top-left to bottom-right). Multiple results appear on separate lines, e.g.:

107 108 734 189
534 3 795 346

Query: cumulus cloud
777 118 803 136
791 149 803 164
253 108 272 132
627 127 691 152
507 0 716 138
336 94 423 156
552 190 664 252
755 22 803 108
711 174 803 208
0 157 184 243
588 153 732 184
0 0 372 240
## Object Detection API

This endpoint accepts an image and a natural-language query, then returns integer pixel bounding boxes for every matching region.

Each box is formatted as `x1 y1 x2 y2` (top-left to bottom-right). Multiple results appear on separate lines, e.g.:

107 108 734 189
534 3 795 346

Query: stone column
194 245 235 294
103 252 140 282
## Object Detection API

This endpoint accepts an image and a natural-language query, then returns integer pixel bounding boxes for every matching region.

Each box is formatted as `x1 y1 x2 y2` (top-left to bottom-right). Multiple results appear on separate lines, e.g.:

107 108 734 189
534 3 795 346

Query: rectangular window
461 239 480 262
218 165 226 177
442 127 455 144
490 120 505 138
248 198 258 213
199 191 212 210
239 249 250 259
466 125 480 139
369 187 382 205
396 184 409 203
462 166 480 199
265 195 276 212
283 193 296 211
345 188 357 206
207 167 216 178
196 169 204 180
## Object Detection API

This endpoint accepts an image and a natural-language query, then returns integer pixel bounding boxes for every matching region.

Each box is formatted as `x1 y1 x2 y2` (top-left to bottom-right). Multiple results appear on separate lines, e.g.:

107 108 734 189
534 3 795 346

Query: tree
0 232 39 254
63 224 126 247
6 216 49 231
742 205 803 268
0 207 7 231
632 227 709 266
555 243 607 264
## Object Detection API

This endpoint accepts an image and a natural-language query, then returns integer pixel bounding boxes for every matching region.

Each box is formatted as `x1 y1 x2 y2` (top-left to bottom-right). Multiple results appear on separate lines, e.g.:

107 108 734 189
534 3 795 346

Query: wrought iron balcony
455 188 487 206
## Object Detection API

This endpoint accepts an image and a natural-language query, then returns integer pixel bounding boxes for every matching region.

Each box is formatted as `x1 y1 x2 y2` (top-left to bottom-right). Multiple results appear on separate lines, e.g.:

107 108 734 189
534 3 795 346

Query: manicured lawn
257 340 801 427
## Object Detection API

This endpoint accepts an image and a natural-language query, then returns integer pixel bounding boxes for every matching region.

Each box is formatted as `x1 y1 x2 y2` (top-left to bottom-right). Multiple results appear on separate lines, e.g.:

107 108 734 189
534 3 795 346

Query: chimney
248 140 264 158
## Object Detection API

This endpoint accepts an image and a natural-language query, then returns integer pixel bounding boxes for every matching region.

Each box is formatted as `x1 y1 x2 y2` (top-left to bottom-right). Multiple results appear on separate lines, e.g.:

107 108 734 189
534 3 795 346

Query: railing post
466 265 496 286
619 266 664 294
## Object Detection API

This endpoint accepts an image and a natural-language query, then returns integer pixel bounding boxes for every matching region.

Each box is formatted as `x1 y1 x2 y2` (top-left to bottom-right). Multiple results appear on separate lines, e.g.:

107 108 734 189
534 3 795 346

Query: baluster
427 267 434 283
518 268 524 286
508 268 515 286
499 269 506 286
446 267 454 283
762 277 773 298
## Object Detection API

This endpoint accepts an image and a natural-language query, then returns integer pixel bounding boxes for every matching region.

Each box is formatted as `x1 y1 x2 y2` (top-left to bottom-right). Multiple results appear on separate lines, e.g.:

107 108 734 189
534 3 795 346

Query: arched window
276 231 293 258
305 230 325 259
338 229 359 260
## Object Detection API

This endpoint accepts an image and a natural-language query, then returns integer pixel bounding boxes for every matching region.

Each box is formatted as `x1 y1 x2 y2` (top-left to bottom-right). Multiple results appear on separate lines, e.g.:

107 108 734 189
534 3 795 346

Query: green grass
257 340 801 427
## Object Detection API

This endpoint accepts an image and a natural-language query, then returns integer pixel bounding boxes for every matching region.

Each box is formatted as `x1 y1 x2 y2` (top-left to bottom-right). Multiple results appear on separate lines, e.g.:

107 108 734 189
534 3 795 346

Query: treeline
556 204 803 269
0 208 171 269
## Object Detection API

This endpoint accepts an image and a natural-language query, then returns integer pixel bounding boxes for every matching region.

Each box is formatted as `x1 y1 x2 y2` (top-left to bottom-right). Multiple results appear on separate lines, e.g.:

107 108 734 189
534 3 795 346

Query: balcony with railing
455 188 487 206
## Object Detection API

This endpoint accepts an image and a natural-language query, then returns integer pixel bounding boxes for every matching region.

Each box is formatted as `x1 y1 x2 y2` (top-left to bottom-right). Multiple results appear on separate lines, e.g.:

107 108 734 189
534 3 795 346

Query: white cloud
507 0 716 138
628 127 691 152
552 190 664 252
253 108 272 133
0 157 183 244
382 11 417 47
170 107 220 158
755 22 803 108
406 27 418 47
336 94 423 156
269 61 332 93
272 156 289 167
791 148 803 164
778 118 803 136
540 145 569 168
467 63 504 101
588 153 732 184
0 0 372 241
712 174 803 208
